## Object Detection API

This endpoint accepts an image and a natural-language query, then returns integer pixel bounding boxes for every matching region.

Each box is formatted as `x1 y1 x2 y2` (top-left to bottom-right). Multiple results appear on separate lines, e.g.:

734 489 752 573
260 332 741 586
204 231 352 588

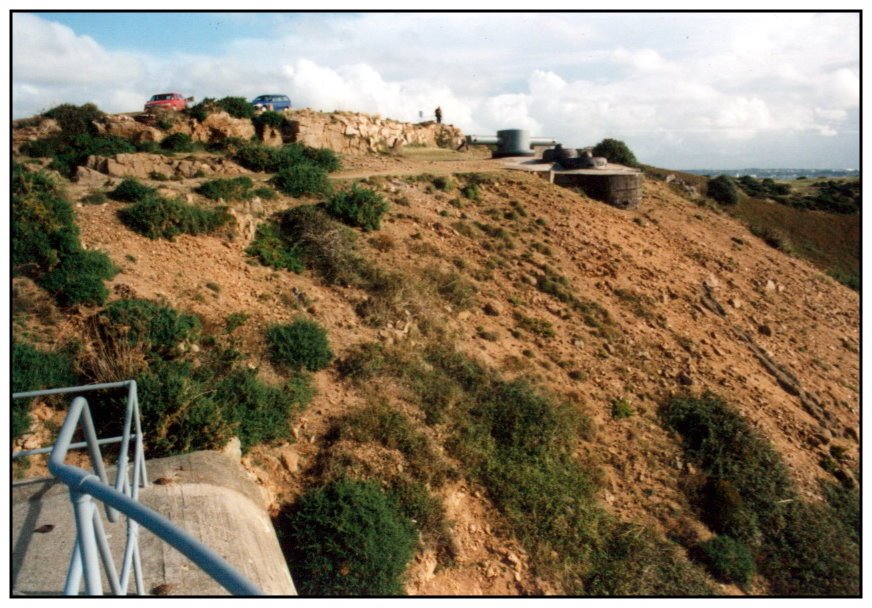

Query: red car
144 93 190 112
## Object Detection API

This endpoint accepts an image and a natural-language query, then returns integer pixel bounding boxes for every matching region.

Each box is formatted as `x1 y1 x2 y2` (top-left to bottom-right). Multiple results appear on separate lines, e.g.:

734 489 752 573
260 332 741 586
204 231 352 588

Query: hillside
11 105 860 596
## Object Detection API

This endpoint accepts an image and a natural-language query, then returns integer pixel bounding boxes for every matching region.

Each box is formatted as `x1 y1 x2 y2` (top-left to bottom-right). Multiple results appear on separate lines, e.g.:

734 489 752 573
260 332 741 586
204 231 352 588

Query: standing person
435 106 442 124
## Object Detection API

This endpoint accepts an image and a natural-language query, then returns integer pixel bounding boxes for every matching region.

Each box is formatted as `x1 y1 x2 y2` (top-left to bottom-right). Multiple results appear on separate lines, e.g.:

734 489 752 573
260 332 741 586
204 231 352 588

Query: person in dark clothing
435 106 442 124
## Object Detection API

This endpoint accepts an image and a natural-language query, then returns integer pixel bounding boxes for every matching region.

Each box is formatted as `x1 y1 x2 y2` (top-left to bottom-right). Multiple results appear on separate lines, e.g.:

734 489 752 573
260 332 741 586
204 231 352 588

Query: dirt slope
23 148 860 595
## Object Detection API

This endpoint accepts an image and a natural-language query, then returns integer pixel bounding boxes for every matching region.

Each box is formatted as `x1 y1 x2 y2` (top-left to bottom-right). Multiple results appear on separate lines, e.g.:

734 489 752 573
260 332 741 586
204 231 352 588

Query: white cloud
11 12 859 169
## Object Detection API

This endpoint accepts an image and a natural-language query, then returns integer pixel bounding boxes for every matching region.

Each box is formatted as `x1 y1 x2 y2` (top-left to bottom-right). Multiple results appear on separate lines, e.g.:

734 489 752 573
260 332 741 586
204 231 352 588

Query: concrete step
12 451 296 596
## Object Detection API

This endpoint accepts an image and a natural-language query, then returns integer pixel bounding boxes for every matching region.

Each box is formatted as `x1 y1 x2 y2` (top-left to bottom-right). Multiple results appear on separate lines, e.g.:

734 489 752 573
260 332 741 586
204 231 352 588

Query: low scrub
216 96 255 119
324 184 389 231
13 164 117 306
12 341 78 439
249 205 373 287
234 143 340 174
109 178 156 202
278 478 418 595
24 133 135 177
707 175 740 205
267 319 334 372
160 132 195 153
750 225 795 254
118 194 232 240
698 535 755 588
271 163 330 197
252 110 287 133
42 102 104 137
660 392 859 595
38 250 118 307
592 138 639 167
195 176 255 201
100 298 201 357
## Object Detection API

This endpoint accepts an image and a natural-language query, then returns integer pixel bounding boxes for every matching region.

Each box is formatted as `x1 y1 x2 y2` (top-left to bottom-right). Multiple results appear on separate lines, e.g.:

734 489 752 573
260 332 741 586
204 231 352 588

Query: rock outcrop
283 109 465 154
81 153 245 181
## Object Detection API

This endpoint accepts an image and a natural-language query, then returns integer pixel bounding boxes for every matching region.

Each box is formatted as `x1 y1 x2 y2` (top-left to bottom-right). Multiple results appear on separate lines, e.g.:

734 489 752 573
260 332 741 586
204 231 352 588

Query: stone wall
283 109 465 154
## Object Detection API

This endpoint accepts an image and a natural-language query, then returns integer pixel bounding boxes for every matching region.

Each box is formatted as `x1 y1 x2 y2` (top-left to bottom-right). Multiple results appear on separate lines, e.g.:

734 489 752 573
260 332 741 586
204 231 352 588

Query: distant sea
680 168 860 180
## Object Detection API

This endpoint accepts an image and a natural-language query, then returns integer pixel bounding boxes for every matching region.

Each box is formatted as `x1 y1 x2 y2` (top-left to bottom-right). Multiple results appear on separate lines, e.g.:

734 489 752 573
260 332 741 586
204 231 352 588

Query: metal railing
12 381 261 596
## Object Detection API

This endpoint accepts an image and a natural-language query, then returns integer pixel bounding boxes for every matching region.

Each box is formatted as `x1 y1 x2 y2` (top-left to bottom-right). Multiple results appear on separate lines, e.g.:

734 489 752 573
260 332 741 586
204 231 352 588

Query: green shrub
12 341 78 438
611 397 634 419
234 143 340 174
253 186 276 200
24 133 136 177
661 392 860 595
750 225 795 254
109 178 155 202
134 140 161 153
246 221 304 272
118 195 232 240
81 191 107 205
698 536 755 587
216 96 255 119
12 166 79 270
424 267 476 309
160 132 195 153
101 299 201 356
136 360 236 456
185 97 216 122
324 185 388 230
460 183 479 200
38 250 118 307
195 176 254 201
213 369 313 451
273 205 372 286
267 319 333 371
707 175 740 205
272 163 331 197
43 103 104 137
592 138 639 167
432 176 453 191
279 478 418 595
252 110 287 133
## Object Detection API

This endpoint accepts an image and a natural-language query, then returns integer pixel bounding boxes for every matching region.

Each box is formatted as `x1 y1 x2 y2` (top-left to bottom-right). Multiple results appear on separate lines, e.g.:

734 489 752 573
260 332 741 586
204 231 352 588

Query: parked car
251 94 291 111
144 93 190 112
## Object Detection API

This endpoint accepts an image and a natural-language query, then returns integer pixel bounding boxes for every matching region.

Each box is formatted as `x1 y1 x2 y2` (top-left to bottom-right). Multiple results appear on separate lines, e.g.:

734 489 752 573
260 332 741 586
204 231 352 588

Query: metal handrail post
71 489 103 595
64 540 83 595
92 509 123 594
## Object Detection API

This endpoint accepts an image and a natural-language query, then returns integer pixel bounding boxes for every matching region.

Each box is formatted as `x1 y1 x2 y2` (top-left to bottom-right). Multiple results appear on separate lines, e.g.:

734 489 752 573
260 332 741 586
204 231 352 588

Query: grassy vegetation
278 478 418 595
339 341 711 594
195 176 255 201
118 194 232 240
12 341 78 439
160 132 196 153
271 163 331 197
697 536 755 587
100 298 201 357
706 175 740 205
109 178 156 202
252 110 287 133
660 392 859 595
12 164 117 306
233 142 340 174
266 319 334 372
324 184 389 231
592 138 639 167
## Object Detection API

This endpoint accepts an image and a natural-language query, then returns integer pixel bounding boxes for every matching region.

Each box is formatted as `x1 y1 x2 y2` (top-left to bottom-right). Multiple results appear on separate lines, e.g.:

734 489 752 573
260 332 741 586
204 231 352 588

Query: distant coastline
680 168 860 180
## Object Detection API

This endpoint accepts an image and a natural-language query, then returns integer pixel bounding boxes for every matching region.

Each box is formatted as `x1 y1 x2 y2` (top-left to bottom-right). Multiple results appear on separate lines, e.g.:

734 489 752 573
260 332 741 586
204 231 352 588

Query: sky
10 10 861 169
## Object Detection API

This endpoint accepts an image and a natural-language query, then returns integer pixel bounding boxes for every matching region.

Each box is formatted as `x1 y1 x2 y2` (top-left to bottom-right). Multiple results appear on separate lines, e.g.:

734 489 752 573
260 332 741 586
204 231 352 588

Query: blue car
251 94 291 111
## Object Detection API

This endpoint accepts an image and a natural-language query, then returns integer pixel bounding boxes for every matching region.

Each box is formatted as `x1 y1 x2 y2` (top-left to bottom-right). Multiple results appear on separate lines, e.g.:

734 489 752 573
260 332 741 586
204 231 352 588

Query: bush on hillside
109 178 155 202
216 96 255 119
118 195 232 239
195 176 254 201
252 110 287 133
246 221 305 272
266 319 333 372
42 103 104 137
271 163 331 197
279 478 418 595
12 341 78 438
38 250 118 307
707 175 740 205
100 298 201 356
698 536 755 587
592 138 639 167
185 97 217 122
160 132 195 153
23 133 136 177
324 184 389 231
233 142 340 174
